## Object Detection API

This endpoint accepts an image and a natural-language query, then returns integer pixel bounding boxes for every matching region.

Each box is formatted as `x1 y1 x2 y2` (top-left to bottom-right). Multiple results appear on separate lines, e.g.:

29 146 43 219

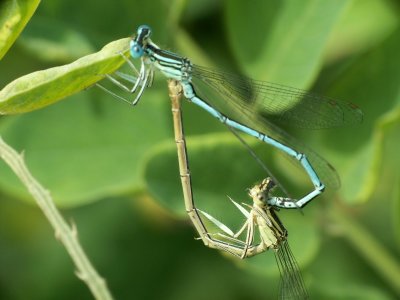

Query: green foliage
0 87 169 206
16 16 96 63
0 0 40 60
226 0 348 86
0 38 129 114
0 0 400 299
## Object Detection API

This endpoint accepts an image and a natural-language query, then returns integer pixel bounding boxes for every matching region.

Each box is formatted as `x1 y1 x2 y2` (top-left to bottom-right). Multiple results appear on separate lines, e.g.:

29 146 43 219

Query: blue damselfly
101 24 362 210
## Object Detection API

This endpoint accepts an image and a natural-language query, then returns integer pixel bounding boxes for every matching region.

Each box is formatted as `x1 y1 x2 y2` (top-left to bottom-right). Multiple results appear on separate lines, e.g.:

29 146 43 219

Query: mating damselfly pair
98 25 363 299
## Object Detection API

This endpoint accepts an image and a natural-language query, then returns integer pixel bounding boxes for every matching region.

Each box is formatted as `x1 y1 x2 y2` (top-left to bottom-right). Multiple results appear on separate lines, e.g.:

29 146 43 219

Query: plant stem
330 205 400 296
0 137 114 300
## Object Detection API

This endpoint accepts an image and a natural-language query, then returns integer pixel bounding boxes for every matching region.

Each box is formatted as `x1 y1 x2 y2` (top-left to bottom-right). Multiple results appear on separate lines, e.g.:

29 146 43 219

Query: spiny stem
0 136 113 300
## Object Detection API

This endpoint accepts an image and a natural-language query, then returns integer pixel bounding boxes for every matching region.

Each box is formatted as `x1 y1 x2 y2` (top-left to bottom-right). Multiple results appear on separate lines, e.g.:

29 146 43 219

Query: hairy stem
0 137 113 300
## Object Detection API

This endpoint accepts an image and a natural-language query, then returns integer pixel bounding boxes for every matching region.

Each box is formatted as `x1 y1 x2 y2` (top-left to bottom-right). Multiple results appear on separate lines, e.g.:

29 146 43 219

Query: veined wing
192 65 363 129
275 241 309 299
190 66 341 189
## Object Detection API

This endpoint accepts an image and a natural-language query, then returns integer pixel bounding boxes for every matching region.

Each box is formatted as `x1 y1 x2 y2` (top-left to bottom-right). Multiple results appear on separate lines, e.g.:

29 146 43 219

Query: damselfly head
260 177 276 192
137 25 151 39
130 25 152 59
248 183 265 205
248 178 276 205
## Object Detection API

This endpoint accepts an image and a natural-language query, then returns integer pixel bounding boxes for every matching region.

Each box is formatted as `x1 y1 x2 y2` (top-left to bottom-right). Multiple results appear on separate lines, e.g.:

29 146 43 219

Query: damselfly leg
200 176 309 299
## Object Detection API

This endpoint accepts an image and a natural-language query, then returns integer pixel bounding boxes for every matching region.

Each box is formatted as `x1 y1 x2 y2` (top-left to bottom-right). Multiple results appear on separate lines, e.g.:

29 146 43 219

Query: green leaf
34 0 172 47
349 107 400 204
17 16 95 63
322 28 400 204
144 133 274 218
376 107 400 248
0 87 171 207
0 37 129 114
224 0 348 87
0 0 40 60
325 0 399 62
393 173 400 250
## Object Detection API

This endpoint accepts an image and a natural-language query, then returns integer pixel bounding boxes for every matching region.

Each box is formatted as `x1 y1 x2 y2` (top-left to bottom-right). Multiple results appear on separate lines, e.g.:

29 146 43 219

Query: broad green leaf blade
322 28 400 204
0 0 40 60
325 0 399 62
0 37 130 114
0 87 171 207
17 16 95 63
225 0 348 87
393 173 400 250
144 134 267 219
376 107 400 247
348 108 400 204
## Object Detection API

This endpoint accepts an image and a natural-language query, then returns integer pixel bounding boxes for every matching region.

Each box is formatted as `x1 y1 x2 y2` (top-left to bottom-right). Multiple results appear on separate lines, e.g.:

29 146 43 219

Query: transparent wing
275 241 309 300
191 66 342 189
192 65 363 129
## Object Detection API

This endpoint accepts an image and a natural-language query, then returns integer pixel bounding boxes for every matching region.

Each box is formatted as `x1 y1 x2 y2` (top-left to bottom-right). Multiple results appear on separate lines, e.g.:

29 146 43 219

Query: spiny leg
197 196 258 258
197 196 251 238
97 53 150 104
118 51 140 76
95 82 132 105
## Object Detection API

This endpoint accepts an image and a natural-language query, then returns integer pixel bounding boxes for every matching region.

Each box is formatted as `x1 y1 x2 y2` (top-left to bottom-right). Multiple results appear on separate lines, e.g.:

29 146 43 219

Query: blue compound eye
130 25 151 58
130 42 144 58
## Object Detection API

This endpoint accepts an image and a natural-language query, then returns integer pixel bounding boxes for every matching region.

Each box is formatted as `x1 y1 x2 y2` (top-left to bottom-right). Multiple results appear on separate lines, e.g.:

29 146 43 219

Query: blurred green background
1 0 400 299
